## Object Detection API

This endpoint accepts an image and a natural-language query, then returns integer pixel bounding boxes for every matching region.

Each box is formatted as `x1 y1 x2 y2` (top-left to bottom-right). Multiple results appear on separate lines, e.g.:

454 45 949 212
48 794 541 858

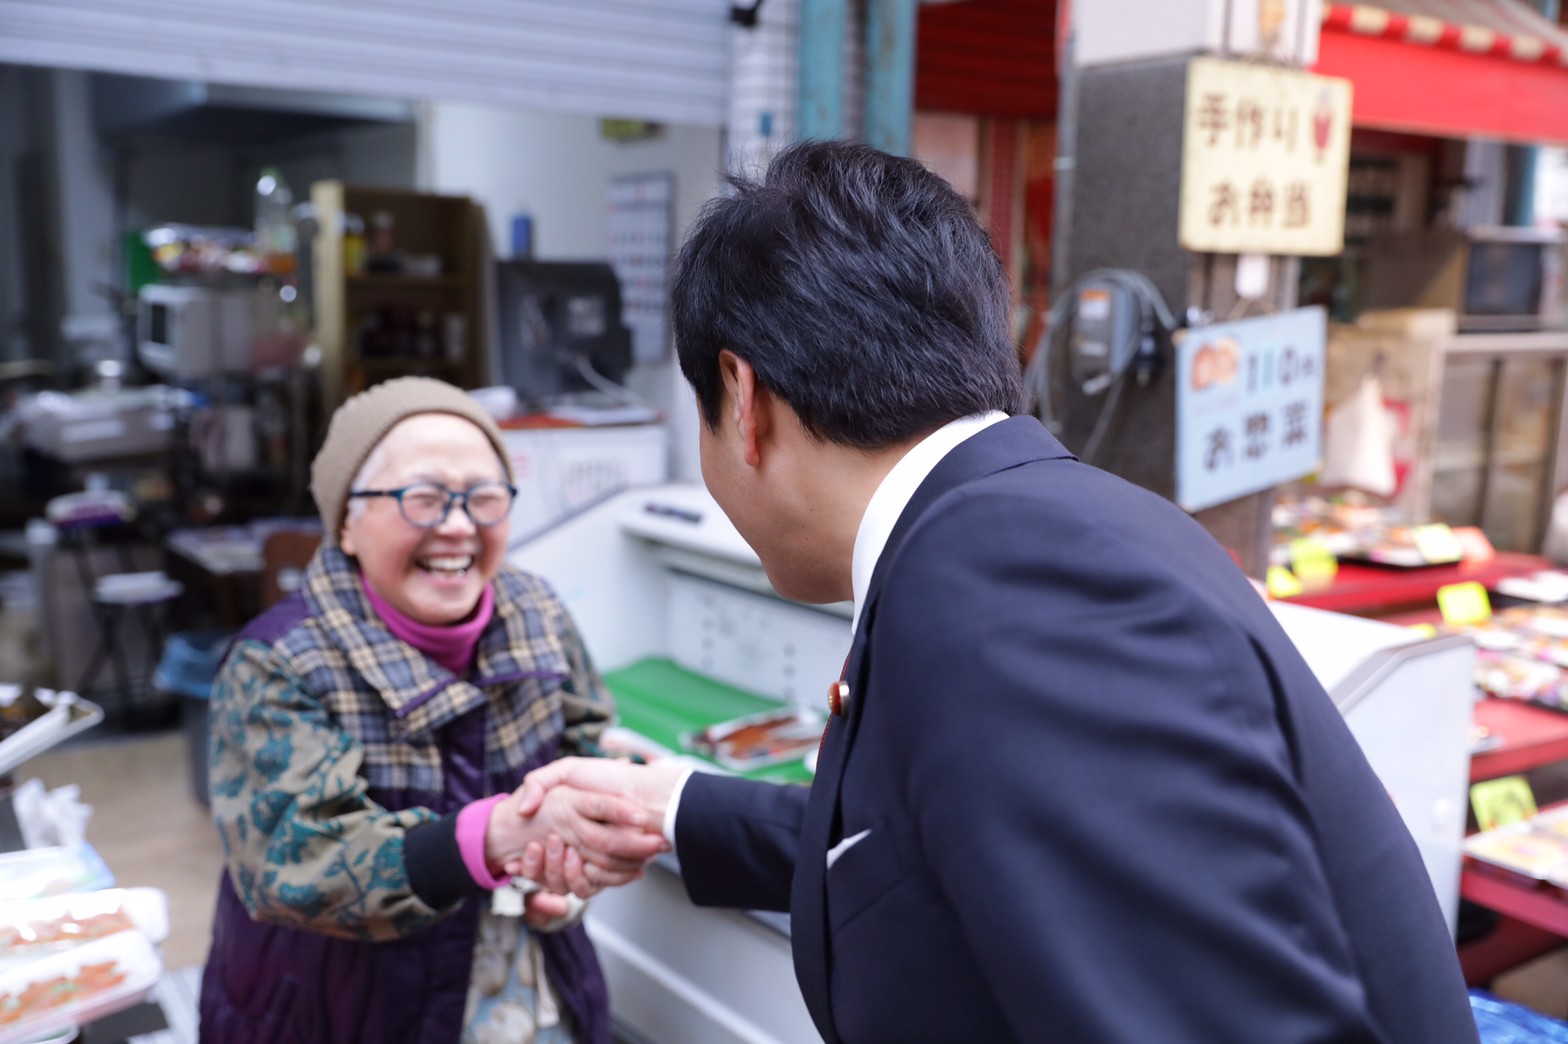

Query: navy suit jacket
675 417 1477 1043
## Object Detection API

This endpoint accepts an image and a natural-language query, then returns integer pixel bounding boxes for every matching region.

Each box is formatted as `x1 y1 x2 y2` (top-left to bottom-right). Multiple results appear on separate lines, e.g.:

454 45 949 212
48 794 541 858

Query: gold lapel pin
828 679 851 717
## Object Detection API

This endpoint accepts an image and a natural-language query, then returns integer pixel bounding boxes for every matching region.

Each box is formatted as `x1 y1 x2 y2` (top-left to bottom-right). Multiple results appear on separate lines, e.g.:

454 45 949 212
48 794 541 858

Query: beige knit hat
311 377 514 545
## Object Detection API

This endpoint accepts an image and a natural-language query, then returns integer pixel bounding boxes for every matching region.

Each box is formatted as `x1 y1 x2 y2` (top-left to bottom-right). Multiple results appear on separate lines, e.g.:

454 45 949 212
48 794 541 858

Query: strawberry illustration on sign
1258 0 1287 50
1313 89 1335 159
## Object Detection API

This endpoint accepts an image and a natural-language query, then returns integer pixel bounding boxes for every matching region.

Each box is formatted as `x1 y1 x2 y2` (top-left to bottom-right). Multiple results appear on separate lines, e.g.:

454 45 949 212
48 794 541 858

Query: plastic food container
683 708 826 772
0 929 161 1044
0 848 114 904
1475 653 1566 704
1465 825 1568 881
0 889 167 968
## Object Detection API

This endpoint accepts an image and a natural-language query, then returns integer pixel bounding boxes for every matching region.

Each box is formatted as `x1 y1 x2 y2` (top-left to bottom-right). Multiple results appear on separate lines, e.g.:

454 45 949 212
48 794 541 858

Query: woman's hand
484 783 666 898
504 757 686 895
522 888 575 931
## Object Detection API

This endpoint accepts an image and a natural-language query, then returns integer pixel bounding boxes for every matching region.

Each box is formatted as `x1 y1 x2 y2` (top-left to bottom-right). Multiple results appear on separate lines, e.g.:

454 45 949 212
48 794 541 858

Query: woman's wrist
457 795 510 889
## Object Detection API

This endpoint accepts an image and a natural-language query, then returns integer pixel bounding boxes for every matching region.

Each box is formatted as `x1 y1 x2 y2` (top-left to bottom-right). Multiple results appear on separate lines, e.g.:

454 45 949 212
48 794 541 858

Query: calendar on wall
607 173 674 363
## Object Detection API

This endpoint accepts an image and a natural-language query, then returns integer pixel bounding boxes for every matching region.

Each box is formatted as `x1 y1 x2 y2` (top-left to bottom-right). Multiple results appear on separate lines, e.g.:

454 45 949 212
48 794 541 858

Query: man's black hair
671 139 1025 449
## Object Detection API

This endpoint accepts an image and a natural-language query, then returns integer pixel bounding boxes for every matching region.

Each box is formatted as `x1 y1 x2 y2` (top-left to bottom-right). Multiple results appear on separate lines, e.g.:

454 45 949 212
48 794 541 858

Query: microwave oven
137 284 282 378
1364 227 1568 333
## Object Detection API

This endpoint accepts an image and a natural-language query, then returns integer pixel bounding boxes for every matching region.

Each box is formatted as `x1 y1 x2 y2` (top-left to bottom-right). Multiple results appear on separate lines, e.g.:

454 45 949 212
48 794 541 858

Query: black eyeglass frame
346 482 518 528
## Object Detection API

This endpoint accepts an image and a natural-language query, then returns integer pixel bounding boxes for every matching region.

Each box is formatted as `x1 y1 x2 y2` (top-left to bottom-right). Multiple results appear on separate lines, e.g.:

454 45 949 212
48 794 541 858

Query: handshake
484 757 687 904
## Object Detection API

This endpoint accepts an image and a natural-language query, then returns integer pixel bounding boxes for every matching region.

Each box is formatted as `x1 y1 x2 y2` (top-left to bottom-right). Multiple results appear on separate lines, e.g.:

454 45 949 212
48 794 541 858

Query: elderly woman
199 377 664 1043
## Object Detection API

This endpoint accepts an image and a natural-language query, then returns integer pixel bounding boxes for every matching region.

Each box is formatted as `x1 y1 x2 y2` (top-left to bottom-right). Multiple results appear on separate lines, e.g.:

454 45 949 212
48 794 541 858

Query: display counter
1278 551 1551 617
1459 699 1568 982
595 659 817 1044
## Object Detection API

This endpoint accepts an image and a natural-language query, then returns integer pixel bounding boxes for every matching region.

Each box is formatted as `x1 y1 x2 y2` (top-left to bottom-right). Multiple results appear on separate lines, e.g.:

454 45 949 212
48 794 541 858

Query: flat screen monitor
494 260 633 403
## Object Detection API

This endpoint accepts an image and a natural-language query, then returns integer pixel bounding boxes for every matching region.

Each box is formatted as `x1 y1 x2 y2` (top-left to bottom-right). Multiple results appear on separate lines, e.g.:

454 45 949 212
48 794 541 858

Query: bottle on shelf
368 211 400 273
255 168 298 277
343 213 366 275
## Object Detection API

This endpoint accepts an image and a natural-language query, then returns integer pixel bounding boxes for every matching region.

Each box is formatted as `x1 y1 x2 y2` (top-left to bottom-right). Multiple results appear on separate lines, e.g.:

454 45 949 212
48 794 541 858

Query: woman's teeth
419 555 475 577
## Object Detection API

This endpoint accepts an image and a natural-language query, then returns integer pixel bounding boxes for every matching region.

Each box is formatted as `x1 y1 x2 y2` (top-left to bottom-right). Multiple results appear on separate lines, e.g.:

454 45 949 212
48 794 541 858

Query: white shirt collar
850 411 1009 635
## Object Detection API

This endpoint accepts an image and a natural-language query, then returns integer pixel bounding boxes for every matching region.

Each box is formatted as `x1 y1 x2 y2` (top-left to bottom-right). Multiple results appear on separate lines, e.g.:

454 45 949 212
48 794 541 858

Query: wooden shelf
312 180 486 412
1433 446 1549 473
354 357 462 372
346 273 465 289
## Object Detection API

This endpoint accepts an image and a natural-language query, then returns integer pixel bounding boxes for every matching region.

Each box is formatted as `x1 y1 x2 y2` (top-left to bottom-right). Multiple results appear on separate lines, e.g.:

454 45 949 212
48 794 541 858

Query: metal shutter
0 0 730 126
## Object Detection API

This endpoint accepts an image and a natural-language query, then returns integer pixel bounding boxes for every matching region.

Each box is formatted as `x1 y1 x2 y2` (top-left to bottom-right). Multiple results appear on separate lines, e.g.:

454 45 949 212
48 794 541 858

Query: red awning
1315 0 1568 145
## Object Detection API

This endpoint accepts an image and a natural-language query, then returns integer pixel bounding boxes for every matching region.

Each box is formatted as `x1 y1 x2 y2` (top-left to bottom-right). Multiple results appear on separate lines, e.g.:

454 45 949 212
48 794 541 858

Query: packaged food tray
0 929 161 1044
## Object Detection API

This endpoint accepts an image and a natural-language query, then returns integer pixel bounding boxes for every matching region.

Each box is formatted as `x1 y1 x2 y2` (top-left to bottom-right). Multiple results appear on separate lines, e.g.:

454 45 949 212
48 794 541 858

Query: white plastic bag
1319 373 1397 497
12 777 92 850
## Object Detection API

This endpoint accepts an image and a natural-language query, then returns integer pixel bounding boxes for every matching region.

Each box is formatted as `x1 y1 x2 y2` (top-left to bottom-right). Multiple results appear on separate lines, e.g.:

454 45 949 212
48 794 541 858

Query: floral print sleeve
208 638 446 942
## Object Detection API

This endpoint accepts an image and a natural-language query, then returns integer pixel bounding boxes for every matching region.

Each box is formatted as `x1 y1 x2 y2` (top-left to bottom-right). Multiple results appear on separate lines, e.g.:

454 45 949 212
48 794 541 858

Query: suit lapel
791 633 866 1042
788 417 1071 1041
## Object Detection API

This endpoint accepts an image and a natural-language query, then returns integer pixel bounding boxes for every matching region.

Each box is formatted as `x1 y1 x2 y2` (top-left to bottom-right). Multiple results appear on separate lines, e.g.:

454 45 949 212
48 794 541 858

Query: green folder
604 658 815 785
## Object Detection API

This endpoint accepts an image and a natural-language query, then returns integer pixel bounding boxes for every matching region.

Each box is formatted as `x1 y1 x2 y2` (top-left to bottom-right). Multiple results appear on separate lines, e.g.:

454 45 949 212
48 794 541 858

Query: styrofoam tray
0 689 103 779
0 929 161 1044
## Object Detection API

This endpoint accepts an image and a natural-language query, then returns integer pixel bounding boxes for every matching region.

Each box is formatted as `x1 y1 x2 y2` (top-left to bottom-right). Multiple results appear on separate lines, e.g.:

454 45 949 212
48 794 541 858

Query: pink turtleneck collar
362 578 495 677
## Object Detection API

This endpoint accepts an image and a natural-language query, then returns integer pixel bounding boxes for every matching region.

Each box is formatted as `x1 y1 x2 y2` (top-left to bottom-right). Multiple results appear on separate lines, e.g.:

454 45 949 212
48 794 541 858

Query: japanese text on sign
1180 58 1352 256
1176 307 1326 512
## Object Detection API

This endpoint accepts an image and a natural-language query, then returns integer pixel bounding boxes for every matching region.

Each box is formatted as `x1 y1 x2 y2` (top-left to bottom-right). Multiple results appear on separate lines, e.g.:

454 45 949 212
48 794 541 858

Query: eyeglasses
347 482 517 528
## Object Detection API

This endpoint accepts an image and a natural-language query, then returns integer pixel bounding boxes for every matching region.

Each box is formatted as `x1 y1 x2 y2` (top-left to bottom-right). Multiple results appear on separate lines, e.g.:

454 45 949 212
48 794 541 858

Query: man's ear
718 349 769 469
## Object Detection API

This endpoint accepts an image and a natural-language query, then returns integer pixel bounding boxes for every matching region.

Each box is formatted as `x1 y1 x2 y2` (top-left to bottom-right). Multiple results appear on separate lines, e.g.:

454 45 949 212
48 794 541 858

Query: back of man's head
672 140 1025 450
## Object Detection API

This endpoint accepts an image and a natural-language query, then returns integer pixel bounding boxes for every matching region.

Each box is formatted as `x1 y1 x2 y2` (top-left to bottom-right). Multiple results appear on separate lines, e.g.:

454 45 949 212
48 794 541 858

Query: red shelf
1458 914 1566 986
1459 704 1568 970
1472 700 1568 782
1279 551 1549 616
1462 866 1568 939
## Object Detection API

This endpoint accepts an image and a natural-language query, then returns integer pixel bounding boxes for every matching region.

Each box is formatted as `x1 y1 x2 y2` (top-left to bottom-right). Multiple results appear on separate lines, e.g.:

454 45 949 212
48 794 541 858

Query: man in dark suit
516 141 1478 1042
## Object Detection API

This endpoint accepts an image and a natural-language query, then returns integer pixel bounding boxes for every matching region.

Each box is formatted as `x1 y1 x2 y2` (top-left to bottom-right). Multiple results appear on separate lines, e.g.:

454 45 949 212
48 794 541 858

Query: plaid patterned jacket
208 544 614 943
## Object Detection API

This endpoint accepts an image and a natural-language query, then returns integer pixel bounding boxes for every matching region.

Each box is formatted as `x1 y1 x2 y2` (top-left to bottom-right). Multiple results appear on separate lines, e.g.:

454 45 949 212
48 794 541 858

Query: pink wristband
456 795 510 890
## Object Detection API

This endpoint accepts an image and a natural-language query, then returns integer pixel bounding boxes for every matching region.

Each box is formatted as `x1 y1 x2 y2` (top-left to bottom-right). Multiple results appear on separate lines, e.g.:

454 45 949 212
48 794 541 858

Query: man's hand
483 782 666 898
516 757 687 834
504 758 687 895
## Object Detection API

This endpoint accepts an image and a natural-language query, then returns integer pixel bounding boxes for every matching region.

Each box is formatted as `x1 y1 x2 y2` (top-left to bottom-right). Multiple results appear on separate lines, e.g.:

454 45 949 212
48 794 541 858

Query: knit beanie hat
311 377 514 545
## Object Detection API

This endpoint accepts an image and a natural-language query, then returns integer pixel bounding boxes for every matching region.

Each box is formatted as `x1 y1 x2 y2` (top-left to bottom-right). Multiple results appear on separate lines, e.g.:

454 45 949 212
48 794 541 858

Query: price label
1452 526 1496 564
1266 565 1304 598
1289 537 1338 588
1471 776 1538 832
1412 523 1464 563
1437 581 1492 628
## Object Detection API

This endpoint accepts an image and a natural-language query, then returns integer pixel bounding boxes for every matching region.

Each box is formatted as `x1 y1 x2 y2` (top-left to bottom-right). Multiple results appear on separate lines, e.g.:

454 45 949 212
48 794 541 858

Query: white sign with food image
1176 307 1326 512
1179 58 1352 256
